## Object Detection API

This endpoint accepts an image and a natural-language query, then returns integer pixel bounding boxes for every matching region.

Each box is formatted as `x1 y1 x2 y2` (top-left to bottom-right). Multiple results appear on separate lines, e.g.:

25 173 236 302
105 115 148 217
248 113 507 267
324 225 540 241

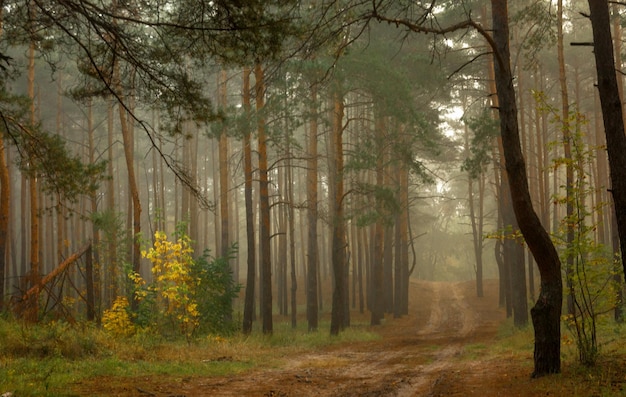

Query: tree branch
366 1 506 72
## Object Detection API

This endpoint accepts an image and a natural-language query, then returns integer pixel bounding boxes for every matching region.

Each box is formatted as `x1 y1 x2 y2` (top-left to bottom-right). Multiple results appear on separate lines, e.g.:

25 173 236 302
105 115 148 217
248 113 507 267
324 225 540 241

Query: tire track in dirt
75 280 504 396
270 280 496 397
394 281 481 397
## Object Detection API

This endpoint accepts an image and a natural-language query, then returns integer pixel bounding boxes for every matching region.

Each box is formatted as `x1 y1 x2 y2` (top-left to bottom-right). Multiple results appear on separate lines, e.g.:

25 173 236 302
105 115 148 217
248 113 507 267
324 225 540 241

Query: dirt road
76 279 510 396
200 279 506 396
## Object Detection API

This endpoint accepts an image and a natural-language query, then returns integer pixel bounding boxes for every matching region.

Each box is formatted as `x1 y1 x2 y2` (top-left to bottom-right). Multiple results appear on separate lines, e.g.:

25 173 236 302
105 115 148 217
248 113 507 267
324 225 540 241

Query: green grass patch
461 343 488 360
487 316 626 396
0 316 378 396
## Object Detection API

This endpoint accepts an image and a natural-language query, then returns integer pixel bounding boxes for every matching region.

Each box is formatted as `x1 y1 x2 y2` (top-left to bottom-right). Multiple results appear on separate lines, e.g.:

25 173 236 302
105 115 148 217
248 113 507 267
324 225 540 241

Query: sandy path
74 279 505 396
220 279 503 397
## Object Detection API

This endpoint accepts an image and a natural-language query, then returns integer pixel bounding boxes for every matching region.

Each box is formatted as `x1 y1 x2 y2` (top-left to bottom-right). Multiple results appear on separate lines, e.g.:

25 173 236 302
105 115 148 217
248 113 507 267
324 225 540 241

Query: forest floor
72 278 626 396
74 278 565 396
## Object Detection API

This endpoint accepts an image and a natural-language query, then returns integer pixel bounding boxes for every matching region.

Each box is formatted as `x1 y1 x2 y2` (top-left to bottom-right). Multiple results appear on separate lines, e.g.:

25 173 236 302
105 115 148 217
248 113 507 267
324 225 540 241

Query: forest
2 0 626 396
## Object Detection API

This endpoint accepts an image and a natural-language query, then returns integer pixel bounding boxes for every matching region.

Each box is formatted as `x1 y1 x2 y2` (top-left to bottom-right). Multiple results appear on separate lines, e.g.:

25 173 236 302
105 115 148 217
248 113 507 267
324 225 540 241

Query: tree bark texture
255 62 273 334
306 84 319 331
0 133 8 311
330 91 347 335
587 0 626 287
491 0 562 377
242 67 256 334
27 37 39 322
219 69 230 260
557 0 575 316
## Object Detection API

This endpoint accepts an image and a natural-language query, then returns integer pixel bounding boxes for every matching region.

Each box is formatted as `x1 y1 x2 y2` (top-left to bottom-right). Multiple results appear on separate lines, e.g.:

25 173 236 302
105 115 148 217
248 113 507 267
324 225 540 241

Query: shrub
102 296 135 337
192 246 240 335
103 228 240 340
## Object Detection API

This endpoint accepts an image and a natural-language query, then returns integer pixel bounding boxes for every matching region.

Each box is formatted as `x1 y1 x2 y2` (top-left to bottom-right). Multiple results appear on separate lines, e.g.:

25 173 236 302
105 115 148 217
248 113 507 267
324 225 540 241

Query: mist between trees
0 0 624 378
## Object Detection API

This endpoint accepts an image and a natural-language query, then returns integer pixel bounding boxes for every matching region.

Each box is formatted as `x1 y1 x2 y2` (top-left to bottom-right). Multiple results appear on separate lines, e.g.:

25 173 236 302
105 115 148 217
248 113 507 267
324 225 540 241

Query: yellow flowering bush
140 230 200 339
101 227 238 340
102 296 135 337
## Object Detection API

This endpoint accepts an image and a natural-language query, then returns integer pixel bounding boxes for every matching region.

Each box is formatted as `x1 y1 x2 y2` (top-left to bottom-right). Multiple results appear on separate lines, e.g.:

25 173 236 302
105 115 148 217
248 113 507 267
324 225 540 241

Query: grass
478 316 626 396
0 316 379 397
7 311 626 397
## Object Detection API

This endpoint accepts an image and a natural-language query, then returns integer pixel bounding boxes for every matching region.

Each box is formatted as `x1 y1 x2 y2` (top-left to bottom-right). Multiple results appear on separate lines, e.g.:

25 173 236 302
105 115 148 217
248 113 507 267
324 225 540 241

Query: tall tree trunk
242 67 256 334
104 98 117 307
87 98 100 321
287 133 297 329
114 63 141 308
219 69 230 259
611 3 624 323
464 114 485 298
330 90 347 335
0 123 8 311
383 224 393 314
394 148 409 316
483 6 507 309
189 129 199 246
256 62 273 334
491 0 562 377
0 1 8 312
587 1 626 283
27 31 39 322
306 83 319 331
370 114 385 326
557 0 575 316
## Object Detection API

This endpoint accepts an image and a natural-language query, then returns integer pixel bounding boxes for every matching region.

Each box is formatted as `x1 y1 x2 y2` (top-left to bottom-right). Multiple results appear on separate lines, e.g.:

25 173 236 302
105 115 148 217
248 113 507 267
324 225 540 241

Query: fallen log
15 241 91 320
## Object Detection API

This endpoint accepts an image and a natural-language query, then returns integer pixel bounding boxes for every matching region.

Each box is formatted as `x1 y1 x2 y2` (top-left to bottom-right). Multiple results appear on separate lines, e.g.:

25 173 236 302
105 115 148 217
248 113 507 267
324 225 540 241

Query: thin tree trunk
114 63 141 308
465 116 484 298
27 32 39 322
330 90 347 335
0 3 8 311
557 0 575 316
371 114 385 326
87 98 100 321
306 83 319 331
256 62 272 334
611 3 624 323
104 98 117 307
0 124 8 311
287 132 297 328
242 67 256 334
219 69 230 259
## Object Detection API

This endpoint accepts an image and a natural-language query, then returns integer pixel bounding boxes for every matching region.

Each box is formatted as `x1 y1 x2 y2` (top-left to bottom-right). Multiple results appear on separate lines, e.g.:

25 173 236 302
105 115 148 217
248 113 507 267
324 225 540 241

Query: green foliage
0 316 377 396
0 319 104 359
105 227 240 340
15 126 107 206
0 68 106 209
91 209 132 310
462 108 499 179
547 106 613 366
511 1 557 69
354 184 401 227
101 296 136 338
192 246 241 335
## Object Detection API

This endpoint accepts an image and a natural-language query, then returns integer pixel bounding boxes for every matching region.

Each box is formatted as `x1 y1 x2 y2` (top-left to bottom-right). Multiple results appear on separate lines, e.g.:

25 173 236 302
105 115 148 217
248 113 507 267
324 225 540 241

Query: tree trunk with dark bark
330 91 347 335
306 84 319 332
242 67 256 335
587 0 626 290
491 0 562 377
256 62 273 334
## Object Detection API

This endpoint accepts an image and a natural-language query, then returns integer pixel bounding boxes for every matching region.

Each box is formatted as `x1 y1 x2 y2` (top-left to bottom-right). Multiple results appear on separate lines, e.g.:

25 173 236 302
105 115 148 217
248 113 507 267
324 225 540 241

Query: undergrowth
0 316 378 396
488 316 626 396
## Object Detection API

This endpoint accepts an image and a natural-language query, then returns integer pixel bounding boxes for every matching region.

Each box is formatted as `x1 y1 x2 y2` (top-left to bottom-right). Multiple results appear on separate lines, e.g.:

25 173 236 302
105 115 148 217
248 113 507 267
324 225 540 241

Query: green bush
192 245 241 335
109 228 241 340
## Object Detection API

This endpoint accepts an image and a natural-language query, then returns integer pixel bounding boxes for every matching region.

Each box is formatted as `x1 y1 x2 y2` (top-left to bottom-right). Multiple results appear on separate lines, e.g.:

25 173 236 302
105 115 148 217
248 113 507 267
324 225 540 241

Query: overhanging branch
367 1 506 73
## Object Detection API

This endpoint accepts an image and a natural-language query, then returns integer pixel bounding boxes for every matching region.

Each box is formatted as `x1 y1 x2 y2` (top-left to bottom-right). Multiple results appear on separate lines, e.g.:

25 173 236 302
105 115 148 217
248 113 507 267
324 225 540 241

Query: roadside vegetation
4 309 626 396
0 315 379 397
